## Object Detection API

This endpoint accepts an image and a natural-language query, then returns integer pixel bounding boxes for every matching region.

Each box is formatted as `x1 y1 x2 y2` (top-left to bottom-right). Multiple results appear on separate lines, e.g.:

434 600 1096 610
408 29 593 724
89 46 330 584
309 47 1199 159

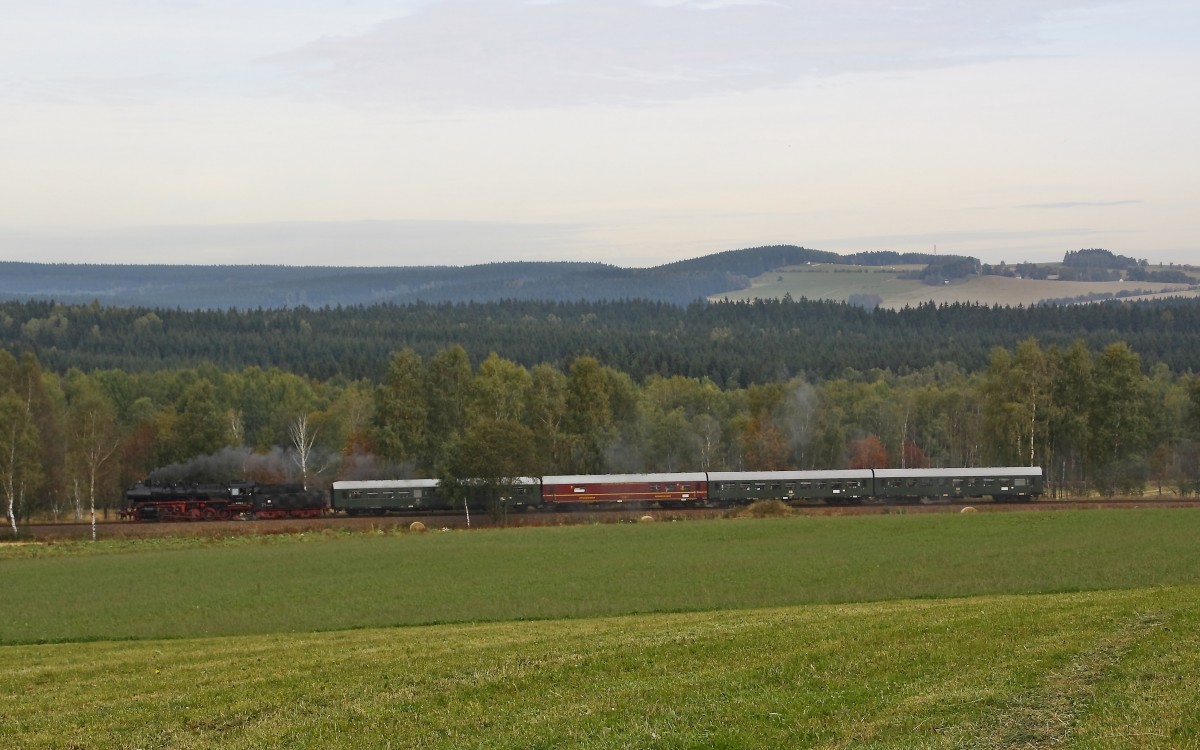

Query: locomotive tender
124 467 1042 521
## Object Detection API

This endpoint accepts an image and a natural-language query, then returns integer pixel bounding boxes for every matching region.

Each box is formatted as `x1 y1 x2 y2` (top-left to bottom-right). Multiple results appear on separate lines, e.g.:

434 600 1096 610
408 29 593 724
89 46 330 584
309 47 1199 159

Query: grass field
4 510 1200 747
712 264 1197 308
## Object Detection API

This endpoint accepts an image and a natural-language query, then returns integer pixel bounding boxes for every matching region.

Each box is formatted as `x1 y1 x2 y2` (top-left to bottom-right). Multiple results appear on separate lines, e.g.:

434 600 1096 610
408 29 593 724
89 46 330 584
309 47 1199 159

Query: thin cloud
266 0 1110 109
1019 200 1142 209
814 226 1127 247
4 74 185 107
0 220 593 267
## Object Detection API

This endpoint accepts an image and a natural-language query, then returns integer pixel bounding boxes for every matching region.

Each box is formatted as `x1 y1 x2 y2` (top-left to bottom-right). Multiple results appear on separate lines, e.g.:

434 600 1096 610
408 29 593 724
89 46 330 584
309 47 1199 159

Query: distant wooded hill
0 246 962 309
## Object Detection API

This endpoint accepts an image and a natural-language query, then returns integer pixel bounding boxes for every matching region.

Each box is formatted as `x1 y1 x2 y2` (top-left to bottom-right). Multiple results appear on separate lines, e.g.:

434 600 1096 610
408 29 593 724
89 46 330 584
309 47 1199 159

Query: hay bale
409 521 427 533
960 506 977 514
639 515 656 523
743 499 792 518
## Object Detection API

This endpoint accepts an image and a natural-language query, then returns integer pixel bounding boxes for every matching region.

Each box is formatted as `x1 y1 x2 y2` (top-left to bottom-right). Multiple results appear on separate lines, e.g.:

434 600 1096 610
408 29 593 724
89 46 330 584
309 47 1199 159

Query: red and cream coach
540 473 709 508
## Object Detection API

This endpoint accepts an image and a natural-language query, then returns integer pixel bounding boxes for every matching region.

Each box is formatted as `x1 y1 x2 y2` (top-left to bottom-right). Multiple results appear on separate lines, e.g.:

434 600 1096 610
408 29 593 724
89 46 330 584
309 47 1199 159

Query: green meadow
713 263 1196 308
4 510 1200 747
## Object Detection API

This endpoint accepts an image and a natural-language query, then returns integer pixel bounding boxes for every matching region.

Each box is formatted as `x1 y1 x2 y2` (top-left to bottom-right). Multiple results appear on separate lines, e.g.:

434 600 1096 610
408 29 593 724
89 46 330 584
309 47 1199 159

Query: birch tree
1013 338 1054 467
65 376 120 541
981 339 1052 467
288 413 318 490
0 391 40 537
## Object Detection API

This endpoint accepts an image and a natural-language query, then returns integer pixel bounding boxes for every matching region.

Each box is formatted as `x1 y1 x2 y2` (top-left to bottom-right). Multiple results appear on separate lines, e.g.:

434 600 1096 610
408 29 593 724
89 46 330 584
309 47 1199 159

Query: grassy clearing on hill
713 264 1195 307
4 509 1200 645
4 586 1198 749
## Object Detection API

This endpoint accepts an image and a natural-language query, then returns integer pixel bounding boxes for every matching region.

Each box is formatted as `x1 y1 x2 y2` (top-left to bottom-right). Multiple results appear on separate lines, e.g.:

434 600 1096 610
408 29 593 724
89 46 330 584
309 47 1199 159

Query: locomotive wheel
201 507 218 520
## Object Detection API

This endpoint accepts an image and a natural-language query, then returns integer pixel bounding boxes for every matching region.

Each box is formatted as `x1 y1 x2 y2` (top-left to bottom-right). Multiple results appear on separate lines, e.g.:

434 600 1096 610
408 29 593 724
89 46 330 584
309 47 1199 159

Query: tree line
3 337 1199 534
4 296 1200 387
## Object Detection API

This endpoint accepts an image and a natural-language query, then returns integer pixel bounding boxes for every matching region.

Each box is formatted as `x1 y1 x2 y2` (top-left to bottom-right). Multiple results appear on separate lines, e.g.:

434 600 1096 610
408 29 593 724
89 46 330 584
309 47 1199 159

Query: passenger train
123 467 1043 520
329 467 1043 515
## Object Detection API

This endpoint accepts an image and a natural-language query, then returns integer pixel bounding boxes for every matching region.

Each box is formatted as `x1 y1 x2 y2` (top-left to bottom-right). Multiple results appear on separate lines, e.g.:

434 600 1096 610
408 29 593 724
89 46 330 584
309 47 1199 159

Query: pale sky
1 0 1197 267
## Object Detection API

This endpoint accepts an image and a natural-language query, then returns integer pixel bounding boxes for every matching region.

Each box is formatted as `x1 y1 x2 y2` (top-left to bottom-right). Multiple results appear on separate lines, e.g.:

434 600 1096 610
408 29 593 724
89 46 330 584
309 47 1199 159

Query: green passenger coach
330 479 444 515
872 467 1044 502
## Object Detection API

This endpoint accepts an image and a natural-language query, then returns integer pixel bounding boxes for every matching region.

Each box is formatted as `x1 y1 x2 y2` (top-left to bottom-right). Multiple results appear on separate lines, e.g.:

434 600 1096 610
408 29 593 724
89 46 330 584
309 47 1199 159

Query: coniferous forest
3 296 1199 384
2 292 1200 531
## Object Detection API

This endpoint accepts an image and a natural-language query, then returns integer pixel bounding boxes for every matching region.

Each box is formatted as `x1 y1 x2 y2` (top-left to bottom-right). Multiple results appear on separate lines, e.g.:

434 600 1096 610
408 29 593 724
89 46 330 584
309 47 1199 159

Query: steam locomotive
120 481 326 521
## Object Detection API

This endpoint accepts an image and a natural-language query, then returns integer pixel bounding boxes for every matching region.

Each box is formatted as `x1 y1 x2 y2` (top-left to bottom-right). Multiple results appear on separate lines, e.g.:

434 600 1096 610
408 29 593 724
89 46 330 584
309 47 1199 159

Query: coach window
1015 478 1027 486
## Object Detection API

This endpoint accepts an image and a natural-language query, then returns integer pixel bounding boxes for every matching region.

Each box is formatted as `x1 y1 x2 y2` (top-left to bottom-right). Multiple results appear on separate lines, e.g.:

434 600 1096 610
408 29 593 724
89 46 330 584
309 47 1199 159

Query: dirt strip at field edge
10 499 1200 542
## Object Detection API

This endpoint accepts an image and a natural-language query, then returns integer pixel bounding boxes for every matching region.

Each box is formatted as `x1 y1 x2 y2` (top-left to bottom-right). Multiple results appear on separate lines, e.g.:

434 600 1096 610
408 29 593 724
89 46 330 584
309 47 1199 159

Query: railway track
12 498 1200 542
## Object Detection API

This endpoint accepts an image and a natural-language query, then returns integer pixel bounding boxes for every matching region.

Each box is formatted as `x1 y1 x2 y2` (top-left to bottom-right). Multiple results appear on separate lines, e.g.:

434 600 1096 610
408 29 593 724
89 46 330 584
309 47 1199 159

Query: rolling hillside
0 247 844 309
717 263 1199 308
2 247 1195 309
